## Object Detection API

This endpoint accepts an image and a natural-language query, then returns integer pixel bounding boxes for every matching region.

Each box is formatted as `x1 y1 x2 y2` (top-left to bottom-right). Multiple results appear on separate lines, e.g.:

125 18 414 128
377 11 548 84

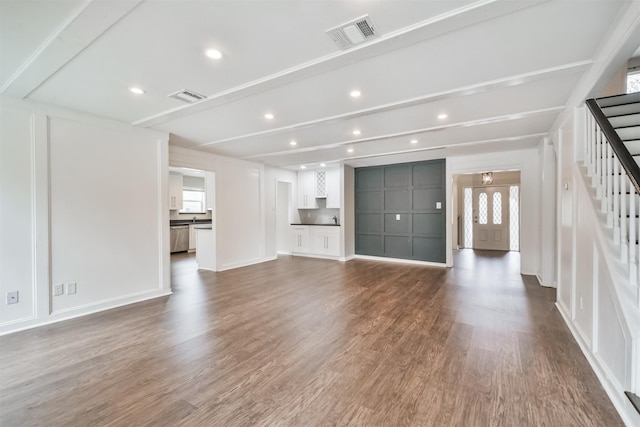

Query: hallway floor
0 250 622 426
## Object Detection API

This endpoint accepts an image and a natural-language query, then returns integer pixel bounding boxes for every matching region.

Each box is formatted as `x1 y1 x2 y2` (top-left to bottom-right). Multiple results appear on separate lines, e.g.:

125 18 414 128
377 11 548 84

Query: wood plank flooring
0 250 623 426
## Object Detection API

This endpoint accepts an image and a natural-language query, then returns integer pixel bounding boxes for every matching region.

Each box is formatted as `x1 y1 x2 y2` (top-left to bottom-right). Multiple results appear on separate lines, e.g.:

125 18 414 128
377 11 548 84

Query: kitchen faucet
192 216 197 223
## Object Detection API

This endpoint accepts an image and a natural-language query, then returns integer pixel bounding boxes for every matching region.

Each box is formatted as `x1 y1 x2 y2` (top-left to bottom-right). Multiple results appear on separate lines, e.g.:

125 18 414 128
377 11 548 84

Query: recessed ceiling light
350 90 361 98
300 165 306 169
438 113 448 120
347 148 354 153
410 139 418 144
205 49 223 59
129 87 145 95
352 129 361 136
320 163 326 167
289 140 297 146
264 113 274 120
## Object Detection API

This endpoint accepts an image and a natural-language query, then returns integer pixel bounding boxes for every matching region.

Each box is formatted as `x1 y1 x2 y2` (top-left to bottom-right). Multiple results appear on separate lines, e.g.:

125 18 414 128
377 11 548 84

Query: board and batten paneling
355 159 446 262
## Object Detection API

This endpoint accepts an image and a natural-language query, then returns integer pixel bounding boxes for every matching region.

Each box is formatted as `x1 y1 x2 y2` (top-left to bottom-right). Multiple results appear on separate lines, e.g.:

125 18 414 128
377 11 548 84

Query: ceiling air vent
169 89 207 103
326 15 377 50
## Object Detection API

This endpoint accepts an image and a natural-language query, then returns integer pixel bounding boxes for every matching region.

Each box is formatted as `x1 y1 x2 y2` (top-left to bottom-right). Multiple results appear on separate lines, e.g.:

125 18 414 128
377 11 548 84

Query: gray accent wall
355 159 446 262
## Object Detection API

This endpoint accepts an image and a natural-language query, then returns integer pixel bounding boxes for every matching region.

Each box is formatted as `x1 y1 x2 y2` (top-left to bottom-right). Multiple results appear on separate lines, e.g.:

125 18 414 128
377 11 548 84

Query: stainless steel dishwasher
170 225 189 253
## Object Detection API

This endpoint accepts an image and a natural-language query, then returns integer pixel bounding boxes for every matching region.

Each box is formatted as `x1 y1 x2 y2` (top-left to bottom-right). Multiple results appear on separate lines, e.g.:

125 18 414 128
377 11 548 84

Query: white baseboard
354 254 447 268
556 302 640 427
217 256 276 272
536 274 557 288
291 252 340 261
0 288 172 336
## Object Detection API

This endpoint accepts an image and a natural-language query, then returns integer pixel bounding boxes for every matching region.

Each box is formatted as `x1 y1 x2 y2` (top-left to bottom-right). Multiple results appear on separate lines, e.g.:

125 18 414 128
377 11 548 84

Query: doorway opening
276 180 292 255
455 171 520 251
168 166 216 271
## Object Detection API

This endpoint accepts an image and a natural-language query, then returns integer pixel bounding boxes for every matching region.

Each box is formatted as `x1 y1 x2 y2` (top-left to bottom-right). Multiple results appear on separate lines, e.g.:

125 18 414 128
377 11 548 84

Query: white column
539 138 557 287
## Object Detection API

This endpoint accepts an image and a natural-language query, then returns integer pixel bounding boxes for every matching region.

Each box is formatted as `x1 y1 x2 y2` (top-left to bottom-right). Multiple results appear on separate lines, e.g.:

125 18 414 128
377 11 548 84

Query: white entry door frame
472 186 509 251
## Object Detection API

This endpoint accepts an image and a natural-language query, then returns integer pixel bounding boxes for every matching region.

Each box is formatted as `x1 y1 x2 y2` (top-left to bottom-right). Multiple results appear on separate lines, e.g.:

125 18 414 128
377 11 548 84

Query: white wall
538 139 557 287
0 97 170 335
447 148 540 274
555 107 640 426
169 146 295 270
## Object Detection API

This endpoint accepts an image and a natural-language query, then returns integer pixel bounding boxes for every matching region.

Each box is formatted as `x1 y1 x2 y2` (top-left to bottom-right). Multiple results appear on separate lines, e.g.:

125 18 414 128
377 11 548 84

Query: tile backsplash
297 208 340 225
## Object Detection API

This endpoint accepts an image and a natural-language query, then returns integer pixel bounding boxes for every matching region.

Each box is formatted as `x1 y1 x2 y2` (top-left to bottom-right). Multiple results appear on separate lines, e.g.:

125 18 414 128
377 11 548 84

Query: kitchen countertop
194 225 212 230
290 223 340 226
170 219 212 226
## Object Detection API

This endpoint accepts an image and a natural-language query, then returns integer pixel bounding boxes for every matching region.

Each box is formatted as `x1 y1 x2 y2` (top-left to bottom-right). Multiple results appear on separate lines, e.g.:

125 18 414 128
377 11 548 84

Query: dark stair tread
626 391 640 415
596 91 640 107
612 124 640 130
606 111 640 119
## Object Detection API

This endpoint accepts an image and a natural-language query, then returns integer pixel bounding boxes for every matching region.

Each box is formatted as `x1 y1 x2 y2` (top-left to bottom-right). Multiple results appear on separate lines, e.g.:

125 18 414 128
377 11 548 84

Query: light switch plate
54 284 64 296
395 214 400 220
6 291 18 305
436 202 442 209
66 282 77 295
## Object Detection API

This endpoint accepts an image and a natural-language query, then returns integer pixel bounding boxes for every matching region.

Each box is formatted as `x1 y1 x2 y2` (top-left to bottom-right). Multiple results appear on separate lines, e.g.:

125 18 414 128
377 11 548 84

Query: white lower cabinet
291 225 340 257
311 227 340 256
291 226 310 253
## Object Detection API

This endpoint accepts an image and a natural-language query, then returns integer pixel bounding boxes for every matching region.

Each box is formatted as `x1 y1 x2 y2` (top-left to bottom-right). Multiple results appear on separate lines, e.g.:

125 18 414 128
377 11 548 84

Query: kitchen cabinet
297 171 318 209
205 171 215 211
325 168 341 209
311 226 340 256
291 226 310 253
315 170 327 197
291 225 340 257
169 174 183 210
189 224 197 251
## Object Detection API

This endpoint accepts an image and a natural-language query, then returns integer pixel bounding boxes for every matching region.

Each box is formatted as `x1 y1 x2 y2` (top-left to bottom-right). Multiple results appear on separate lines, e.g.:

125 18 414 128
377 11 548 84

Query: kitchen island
195 225 216 271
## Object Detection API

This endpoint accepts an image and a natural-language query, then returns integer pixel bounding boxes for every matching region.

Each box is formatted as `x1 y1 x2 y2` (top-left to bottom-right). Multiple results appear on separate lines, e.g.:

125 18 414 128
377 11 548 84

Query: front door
472 186 509 251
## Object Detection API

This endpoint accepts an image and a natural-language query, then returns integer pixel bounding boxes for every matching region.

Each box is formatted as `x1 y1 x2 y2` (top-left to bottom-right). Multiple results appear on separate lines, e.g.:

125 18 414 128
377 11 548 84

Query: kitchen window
181 190 205 213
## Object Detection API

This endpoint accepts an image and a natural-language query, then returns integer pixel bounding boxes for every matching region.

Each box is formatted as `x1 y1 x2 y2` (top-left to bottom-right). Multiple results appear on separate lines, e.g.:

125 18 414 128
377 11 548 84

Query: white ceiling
1 0 637 169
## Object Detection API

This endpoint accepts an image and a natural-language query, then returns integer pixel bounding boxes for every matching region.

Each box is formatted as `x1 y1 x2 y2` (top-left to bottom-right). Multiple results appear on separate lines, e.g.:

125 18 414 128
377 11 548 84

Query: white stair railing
585 99 640 305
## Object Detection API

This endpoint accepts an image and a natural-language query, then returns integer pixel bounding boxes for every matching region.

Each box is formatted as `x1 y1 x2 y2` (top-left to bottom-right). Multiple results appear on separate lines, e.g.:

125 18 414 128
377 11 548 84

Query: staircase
584 92 640 419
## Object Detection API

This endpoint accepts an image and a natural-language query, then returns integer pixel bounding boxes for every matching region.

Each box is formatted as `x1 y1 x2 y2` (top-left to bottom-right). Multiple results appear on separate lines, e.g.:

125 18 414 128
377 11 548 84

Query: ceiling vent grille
326 15 377 50
169 89 207 103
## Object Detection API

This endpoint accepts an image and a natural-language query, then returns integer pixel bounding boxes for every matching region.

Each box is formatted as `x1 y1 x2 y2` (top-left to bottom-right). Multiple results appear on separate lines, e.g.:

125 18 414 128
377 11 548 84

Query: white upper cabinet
315 170 327 198
325 168 341 209
168 174 183 210
297 168 341 209
297 171 318 209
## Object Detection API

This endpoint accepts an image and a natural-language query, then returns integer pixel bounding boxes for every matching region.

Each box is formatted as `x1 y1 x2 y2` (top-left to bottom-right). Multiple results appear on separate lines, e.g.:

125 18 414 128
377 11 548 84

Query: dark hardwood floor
0 250 622 426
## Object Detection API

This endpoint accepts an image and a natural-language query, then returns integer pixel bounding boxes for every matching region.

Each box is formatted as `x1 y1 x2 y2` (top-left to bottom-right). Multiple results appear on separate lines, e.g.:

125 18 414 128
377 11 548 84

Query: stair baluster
613 156 620 244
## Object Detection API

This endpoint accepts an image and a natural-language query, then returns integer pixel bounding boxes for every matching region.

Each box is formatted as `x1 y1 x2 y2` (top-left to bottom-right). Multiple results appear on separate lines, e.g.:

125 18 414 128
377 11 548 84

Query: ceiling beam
240 107 561 161
134 0 549 128
196 62 587 148
1 0 143 98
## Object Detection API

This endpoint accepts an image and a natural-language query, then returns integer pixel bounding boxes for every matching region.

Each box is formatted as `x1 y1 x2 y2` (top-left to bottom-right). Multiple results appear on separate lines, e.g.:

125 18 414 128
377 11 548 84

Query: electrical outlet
396 214 400 220
6 291 18 305
66 282 77 295
54 284 64 296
